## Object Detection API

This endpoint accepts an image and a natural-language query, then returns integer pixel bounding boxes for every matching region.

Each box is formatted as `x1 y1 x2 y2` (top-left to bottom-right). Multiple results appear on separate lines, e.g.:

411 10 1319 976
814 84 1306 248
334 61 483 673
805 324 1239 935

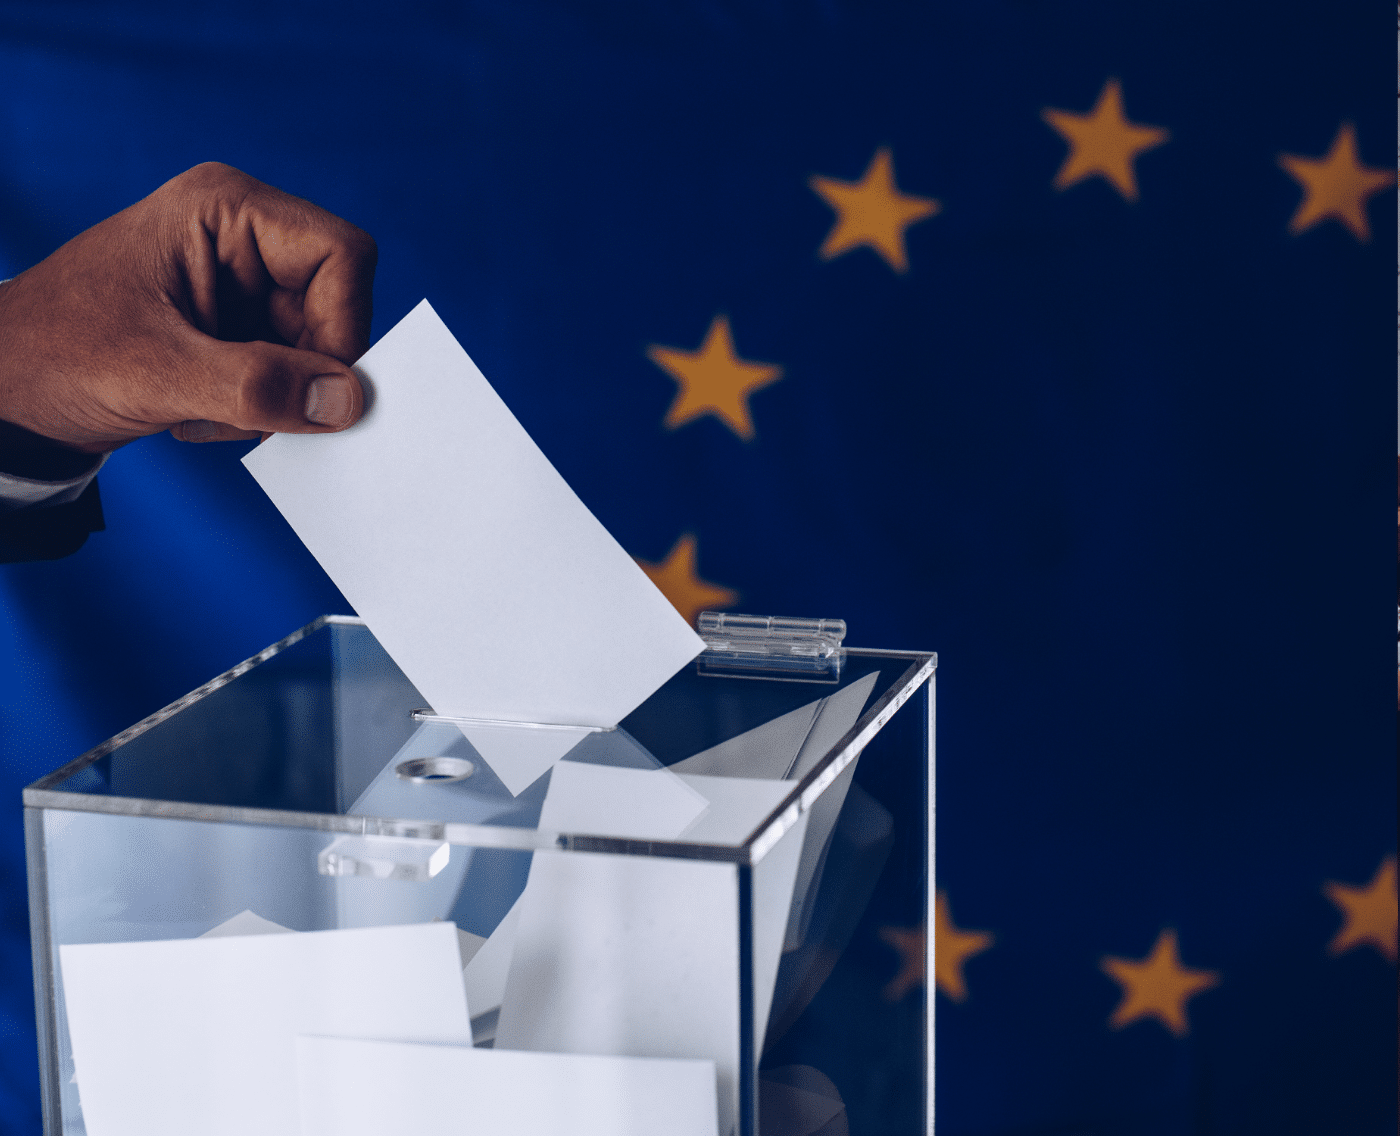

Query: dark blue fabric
0 481 103 563
0 3 1393 1133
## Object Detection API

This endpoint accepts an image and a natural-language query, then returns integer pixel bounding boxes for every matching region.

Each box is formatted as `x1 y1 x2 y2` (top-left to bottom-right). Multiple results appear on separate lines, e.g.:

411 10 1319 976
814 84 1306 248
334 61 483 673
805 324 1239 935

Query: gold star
1324 856 1397 961
934 891 994 1001
809 147 941 273
1042 78 1169 201
877 891 995 1004
635 533 738 627
1102 929 1218 1037
1279 123 1395 242
646 316 782 441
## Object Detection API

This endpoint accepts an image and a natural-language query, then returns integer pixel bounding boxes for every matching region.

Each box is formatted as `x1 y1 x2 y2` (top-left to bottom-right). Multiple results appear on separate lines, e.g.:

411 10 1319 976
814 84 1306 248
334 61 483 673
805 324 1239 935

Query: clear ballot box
24 614 935 1136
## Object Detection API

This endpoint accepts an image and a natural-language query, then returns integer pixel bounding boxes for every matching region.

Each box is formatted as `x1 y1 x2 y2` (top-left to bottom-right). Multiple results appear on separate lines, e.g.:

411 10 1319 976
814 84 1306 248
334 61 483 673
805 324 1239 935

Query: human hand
0 162 376 456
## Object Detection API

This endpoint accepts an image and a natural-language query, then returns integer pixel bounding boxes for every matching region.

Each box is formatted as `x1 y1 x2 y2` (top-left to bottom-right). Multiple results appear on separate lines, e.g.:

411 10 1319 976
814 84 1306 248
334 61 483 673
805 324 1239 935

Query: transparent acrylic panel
26 617 933 1136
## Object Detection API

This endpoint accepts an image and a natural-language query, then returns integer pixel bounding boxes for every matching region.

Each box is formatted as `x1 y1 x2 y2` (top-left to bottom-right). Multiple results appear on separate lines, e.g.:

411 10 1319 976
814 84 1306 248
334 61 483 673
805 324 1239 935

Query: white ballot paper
60 922 471 1136
539 761 711 841
669 672 880 950
243 300 704 793
668 671 879 783
198 909 295 938
462 891 525 1026
496 848 782 1136
491 671 881 1134
494 818 811 1136
296 1036 718 1136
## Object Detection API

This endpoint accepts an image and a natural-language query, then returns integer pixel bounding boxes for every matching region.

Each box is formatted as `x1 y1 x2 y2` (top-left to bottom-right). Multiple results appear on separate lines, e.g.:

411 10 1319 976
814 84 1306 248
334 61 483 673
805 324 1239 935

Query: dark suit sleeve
0 419 107 563
0 478 105 563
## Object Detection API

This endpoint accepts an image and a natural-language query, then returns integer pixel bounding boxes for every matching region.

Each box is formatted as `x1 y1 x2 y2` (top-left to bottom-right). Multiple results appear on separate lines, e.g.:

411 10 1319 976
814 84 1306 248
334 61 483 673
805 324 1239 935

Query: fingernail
304 375 355 428
181 419 219 442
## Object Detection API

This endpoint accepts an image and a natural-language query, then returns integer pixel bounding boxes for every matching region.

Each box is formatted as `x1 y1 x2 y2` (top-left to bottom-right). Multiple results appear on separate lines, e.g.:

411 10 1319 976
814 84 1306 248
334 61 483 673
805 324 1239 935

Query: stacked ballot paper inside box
56 303 892 1136
57 670 882 1136
61 918 718 1136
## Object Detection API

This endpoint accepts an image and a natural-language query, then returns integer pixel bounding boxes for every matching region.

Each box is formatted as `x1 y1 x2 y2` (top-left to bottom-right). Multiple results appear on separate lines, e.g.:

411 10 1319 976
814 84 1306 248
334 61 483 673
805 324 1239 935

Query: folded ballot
243 300 704 793
60 922 471 1136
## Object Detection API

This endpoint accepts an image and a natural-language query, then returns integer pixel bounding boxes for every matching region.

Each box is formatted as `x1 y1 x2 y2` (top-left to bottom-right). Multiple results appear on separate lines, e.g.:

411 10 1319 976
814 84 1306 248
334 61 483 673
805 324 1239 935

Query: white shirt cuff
0 454 107 513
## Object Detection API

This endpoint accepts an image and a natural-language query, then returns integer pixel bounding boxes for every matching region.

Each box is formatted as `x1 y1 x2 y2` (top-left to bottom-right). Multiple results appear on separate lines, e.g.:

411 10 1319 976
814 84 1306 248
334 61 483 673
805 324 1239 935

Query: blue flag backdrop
0 3 1394 1133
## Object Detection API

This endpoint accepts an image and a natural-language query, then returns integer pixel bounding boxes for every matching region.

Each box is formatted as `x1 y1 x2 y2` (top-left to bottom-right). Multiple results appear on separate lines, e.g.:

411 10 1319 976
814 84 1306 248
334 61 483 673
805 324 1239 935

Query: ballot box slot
409 708 616 733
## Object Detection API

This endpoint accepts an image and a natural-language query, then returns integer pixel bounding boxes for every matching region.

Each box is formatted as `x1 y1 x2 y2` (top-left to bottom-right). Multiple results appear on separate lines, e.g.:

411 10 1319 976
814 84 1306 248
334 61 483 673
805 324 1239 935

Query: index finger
196 168 377 365
248 188 377 365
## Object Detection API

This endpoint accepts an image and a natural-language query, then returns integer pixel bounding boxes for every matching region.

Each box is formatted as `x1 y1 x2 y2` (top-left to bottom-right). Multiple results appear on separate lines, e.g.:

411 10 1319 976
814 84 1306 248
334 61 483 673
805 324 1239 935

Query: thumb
169 337 365 438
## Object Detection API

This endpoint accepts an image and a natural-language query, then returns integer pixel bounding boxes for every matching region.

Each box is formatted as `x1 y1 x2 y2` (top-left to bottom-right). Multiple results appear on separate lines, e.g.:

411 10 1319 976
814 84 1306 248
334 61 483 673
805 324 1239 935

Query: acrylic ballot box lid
26 615 933 860
25 615 935 1136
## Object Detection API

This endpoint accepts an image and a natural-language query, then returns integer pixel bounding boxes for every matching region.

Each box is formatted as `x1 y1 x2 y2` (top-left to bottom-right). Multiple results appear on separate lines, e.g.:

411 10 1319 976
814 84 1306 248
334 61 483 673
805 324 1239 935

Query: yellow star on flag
635 533 738 627
647 316 782 440
1279 123 1395 242
810 147 941 273
1324 856 1397 962
1101 929 1218 1037
934 891 994 1001
1042 78 1169 201
881 891 995 1003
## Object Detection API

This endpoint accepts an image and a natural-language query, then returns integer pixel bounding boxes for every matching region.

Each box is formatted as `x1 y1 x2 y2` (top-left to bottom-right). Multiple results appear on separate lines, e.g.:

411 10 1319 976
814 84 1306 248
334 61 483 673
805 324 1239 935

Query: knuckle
196 160 251 186
175 161 238 193
229 347 287 424
160 162 260 224
310 213 377 271
345 226 378 265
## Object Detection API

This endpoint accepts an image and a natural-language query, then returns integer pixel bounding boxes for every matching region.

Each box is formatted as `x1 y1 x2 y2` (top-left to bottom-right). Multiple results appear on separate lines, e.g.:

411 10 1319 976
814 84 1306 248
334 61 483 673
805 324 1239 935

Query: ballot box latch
696 611 846 683
317 834 450 881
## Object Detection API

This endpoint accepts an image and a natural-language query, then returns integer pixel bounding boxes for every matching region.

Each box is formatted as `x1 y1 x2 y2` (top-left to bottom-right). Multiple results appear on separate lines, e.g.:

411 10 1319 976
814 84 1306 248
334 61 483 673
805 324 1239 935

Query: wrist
0 273 114 463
